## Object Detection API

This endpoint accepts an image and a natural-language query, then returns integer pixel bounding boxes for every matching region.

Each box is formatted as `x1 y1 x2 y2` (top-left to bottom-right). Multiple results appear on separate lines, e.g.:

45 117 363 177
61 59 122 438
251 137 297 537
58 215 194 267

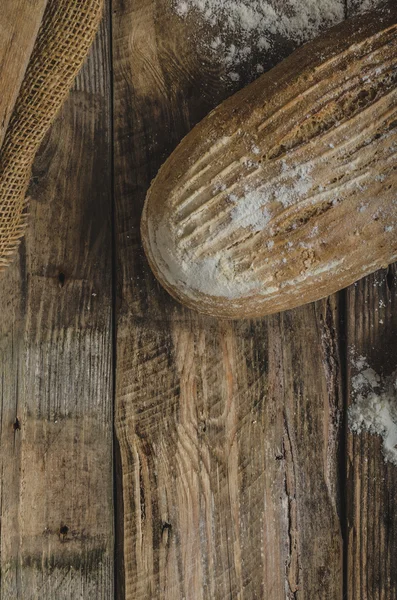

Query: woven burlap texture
0 0 103 272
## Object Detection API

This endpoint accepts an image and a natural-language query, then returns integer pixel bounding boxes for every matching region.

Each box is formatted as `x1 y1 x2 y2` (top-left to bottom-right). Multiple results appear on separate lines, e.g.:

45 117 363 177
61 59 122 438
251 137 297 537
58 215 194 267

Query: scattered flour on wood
352 0 384 13
174 0 345 79
174 0 386 80
348 354 397 466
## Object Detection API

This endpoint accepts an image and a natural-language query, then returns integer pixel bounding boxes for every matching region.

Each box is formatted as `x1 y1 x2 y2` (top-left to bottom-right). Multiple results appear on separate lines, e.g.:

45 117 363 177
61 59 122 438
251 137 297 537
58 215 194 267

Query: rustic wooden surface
0 11 113 600
0 0 48 149
0 0 396 598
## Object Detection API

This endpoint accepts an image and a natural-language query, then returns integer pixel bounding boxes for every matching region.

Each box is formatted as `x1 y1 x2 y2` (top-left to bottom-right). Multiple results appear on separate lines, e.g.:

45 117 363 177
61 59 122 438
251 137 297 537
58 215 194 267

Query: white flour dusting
151 217 267 299
229 160 314 231
174 0 345 79
148 157 333 299
230 189 271 232
348 355 397 466
277 162 314 208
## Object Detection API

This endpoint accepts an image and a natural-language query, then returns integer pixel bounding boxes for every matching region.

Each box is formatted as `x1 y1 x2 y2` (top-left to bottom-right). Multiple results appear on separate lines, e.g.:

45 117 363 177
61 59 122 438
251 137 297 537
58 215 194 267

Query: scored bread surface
141 3 397 319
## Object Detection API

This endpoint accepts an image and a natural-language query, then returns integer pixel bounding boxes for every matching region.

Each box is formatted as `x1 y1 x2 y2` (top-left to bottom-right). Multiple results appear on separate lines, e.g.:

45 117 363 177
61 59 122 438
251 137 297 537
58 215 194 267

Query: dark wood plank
0 0 48 149
0 12 113 600
113 0 345 597
346 264 397 600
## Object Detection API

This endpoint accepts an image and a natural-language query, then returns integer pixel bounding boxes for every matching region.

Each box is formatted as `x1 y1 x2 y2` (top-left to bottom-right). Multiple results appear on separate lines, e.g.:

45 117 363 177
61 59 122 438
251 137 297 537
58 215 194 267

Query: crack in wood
283 413 301 599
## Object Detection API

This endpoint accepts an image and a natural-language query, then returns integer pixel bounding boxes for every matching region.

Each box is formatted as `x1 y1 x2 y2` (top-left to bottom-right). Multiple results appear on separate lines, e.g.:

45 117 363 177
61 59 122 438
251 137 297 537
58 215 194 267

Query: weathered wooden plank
0 11 113 600
113 0 345 597
346 264 397 599
344 2 397 598
0 0 48 149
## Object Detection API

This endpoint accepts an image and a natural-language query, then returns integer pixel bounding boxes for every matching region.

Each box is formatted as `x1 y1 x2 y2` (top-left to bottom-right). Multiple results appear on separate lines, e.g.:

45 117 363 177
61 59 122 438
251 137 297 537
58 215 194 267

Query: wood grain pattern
0 14 113 600
116 305 344 599
0 0 48 149
113 0 345 597
346 264 397 599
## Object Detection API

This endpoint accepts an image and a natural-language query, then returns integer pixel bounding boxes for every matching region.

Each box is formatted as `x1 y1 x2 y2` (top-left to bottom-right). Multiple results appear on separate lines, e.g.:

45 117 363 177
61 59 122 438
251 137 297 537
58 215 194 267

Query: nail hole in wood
161 521 172 545
161 522 172 534
13 417 20 431
59 525 69 537
58 272 66 287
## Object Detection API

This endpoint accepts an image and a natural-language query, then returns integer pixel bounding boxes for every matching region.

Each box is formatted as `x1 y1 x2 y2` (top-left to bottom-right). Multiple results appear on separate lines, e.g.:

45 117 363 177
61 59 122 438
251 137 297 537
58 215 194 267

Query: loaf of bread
141 2 397 319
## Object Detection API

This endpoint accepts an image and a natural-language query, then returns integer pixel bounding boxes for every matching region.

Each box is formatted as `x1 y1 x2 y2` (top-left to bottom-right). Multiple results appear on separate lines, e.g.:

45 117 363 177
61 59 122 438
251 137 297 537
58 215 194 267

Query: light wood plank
113 0 345 597
0 0 48 149
0 13 113 600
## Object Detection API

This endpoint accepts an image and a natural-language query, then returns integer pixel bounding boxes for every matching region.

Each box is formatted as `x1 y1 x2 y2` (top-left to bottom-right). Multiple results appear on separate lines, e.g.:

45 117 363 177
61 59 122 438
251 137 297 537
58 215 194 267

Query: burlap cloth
0 0 103 272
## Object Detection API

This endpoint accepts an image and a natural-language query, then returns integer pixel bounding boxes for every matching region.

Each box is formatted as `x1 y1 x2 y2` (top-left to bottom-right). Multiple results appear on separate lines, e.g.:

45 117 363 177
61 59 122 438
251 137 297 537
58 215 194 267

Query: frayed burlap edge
0 0 104 272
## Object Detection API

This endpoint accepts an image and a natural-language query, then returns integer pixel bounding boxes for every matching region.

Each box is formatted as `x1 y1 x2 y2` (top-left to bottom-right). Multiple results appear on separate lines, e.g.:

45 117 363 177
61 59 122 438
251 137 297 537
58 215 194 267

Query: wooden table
0 0 396 598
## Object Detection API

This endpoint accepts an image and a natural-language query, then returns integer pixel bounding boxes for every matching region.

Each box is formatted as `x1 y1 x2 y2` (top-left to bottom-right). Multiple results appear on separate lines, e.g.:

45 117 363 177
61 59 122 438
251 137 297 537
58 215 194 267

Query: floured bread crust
141 3 397 319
